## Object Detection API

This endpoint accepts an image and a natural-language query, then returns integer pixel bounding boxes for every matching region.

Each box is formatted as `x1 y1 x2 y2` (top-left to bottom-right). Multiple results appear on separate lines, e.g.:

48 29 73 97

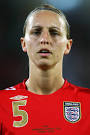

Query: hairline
23 8 70 39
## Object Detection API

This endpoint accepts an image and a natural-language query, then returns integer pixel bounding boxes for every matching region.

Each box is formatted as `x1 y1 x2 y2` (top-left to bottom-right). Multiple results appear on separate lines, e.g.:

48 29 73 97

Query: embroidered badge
63 101 81 123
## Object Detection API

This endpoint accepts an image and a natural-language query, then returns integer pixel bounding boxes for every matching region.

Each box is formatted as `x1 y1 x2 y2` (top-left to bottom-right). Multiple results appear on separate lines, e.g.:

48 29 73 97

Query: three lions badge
63 102 81 123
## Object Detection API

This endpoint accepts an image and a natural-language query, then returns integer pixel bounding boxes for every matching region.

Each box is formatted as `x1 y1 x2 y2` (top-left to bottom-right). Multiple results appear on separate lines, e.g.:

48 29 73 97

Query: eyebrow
49 26 60 31
32 25 60 31
32 26 42 29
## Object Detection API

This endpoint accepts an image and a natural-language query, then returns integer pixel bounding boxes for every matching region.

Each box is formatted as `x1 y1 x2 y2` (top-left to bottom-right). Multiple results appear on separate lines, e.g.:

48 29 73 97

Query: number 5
12 100 28 127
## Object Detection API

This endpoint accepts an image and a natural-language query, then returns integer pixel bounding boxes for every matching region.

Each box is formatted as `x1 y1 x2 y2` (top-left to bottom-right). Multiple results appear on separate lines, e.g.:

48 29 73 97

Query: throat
25 76 64 95
27 62 64 95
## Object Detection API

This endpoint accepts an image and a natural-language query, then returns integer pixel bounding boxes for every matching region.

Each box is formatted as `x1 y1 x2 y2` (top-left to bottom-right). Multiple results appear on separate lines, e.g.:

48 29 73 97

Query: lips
37 48 52 57
38 49 51 53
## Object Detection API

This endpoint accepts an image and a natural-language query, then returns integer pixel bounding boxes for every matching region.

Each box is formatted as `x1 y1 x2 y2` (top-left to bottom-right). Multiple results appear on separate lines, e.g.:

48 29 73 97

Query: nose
40 30 51 45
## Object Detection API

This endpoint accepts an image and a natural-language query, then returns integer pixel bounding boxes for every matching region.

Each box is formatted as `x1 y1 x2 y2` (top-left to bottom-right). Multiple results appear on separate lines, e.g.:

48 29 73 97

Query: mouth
37 49 52 57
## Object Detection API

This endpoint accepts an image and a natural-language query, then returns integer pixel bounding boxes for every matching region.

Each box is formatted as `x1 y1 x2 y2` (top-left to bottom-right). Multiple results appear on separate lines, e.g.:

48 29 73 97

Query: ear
20 37 27 52
64 39 72 55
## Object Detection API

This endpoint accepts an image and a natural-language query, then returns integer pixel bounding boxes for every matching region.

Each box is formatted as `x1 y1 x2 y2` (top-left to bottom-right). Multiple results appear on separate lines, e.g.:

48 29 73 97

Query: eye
49 29 60 36
33 31 41 35
31 29 42 36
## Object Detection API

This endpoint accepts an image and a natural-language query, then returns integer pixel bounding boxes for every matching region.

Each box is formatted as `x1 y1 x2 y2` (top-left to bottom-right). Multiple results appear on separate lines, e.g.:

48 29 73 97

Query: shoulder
0 79 26 94
67 80 90 93
0 79 27 107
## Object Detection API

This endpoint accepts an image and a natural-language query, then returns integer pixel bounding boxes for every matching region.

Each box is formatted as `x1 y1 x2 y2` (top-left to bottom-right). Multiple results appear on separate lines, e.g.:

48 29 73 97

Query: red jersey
0 79 90 135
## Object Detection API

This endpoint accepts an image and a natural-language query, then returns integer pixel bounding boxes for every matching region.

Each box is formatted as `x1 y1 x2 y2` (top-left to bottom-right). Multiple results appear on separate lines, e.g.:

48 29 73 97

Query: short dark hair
23 4 70 39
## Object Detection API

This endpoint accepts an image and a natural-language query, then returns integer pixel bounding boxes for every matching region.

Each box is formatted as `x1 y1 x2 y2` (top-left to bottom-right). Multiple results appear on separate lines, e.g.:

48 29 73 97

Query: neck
26 62 64 95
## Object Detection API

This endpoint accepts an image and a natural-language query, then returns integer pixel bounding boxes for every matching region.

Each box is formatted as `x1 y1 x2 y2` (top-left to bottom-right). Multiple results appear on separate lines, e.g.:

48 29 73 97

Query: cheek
24 41 32 57
25 36 34 53
56 40 67 52
25 40 37 59
54 41 67 59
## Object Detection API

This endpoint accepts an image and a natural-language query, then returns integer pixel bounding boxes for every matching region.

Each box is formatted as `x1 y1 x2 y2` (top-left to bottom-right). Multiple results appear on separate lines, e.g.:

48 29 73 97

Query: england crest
63 102 81 123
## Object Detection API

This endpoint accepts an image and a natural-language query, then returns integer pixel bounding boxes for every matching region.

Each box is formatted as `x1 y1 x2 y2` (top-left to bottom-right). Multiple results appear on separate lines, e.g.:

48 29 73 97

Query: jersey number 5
12 100 28 127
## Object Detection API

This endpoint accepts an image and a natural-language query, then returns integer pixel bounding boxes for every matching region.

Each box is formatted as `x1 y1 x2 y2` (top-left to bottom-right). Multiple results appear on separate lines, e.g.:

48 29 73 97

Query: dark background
0 0 90 89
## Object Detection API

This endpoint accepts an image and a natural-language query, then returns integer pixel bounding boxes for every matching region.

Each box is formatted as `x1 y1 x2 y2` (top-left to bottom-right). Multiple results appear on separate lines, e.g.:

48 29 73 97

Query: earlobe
64 39 72 55
20 37 27 52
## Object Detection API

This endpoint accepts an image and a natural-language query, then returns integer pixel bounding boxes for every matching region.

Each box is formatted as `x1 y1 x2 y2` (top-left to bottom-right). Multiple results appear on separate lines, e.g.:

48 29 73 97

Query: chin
37 61 56 71
36 61 51 70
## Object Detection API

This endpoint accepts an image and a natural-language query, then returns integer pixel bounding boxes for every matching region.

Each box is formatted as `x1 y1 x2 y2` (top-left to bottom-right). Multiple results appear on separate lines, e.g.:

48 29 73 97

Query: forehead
26 10 65 30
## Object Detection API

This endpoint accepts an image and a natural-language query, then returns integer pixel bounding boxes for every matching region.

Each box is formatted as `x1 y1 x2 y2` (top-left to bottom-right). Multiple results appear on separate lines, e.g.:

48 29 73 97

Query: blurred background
0 0 90 89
